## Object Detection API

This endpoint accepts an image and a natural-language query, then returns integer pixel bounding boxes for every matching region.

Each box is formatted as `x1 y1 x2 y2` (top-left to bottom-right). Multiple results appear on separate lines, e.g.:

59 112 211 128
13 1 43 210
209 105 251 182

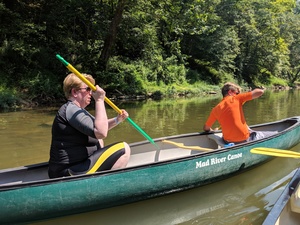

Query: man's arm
251 88 264 99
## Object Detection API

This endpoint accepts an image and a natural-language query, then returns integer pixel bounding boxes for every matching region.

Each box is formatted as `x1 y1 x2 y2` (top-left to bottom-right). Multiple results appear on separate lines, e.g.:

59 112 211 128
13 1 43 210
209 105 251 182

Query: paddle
250 147 300 158
162 140 213 151
56 54 157 147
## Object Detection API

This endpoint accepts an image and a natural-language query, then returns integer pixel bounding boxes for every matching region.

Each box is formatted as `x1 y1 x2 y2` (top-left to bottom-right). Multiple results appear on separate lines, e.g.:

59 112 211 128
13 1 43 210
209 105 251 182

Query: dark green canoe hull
1 117 300 224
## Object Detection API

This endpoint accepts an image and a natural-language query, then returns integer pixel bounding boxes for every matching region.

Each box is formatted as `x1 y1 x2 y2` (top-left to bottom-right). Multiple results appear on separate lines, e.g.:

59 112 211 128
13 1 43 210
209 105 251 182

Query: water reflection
179 169 295 225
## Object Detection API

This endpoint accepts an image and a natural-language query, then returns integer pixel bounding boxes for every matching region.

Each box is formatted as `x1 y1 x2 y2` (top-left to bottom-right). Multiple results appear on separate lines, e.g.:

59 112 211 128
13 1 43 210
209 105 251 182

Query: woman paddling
48 73 131 178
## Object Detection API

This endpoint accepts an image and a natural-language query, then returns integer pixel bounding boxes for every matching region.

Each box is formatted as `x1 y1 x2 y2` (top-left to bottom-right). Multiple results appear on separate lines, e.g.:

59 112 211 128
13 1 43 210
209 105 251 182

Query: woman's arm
93 85 109 139
108 110 129 130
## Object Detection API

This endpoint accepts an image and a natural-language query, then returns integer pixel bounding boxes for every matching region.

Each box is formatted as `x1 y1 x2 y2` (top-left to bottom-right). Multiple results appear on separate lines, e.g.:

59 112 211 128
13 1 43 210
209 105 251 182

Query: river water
1 89 300 224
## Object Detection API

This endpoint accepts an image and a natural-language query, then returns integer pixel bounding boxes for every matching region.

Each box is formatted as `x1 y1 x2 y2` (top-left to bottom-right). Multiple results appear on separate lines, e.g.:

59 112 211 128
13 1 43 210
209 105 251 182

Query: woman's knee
121 142 131 163
124 142 131 155
111 142 131 169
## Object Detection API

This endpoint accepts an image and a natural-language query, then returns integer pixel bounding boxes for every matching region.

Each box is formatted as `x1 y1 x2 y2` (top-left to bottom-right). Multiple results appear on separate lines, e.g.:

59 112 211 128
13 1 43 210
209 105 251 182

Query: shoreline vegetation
2 1 300 112
0 81 297 112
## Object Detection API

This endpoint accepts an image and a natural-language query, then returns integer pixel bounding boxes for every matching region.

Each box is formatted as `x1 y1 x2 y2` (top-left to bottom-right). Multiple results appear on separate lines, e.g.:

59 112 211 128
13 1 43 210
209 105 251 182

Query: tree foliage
0 0 299 103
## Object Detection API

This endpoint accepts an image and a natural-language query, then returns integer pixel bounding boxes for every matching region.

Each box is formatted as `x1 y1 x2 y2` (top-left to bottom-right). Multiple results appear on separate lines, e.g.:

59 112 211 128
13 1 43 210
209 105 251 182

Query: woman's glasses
78 87 92 92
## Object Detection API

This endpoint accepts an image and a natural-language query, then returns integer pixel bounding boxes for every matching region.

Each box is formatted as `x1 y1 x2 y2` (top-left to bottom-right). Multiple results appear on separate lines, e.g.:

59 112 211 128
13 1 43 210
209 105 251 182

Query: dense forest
0 0 300 108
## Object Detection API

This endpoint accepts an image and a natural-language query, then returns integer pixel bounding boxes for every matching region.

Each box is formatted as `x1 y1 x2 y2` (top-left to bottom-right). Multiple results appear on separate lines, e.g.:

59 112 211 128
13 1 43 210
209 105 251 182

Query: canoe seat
159 148 192 160
126 148 192 167
207 134 226 148
126 151 156 167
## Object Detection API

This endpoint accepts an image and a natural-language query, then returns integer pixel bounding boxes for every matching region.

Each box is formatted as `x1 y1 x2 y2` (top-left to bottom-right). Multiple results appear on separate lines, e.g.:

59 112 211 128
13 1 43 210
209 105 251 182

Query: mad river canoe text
196 153 243 168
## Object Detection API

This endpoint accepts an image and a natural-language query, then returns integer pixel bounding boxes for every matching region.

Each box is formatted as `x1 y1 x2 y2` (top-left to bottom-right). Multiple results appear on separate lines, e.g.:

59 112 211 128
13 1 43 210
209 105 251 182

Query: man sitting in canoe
203 82 277 145
48 73 131 178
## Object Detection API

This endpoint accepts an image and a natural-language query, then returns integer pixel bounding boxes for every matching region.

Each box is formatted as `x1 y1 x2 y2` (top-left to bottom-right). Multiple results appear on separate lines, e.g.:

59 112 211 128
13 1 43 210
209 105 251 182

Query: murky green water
1 89 300 224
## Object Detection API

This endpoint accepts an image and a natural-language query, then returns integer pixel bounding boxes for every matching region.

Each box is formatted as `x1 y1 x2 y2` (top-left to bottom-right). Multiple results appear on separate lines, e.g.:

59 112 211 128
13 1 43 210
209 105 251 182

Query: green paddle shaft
56 54 156 146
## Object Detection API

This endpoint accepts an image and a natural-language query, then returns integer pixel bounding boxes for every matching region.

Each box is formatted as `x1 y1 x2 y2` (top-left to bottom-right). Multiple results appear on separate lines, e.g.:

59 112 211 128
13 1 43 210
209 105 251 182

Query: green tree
217 0 296 85
1 0 300 107
282 1 300 85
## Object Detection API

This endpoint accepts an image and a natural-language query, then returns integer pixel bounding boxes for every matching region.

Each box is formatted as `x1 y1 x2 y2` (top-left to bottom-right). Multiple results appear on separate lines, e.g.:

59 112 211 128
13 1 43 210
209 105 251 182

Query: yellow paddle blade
162 140 213 151
250 147 300 158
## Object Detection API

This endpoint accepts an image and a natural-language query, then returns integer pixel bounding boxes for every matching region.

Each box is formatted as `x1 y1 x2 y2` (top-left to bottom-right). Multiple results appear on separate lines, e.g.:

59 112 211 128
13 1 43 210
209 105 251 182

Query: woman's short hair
63 73 95 98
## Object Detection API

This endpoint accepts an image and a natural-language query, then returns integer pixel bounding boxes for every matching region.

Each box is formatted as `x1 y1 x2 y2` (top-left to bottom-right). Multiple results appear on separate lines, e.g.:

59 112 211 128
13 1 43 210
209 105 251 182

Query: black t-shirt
49 101 101 164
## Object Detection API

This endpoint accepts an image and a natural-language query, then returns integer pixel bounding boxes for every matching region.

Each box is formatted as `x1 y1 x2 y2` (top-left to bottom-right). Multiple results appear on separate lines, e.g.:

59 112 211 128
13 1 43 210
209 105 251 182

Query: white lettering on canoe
210 157 226 165
195 153 243 169
195 159 210 168
227 153 242 160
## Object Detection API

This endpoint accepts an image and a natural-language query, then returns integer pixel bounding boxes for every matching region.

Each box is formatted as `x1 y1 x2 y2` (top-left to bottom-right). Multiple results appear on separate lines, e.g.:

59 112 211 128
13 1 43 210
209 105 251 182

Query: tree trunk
98 0 126 71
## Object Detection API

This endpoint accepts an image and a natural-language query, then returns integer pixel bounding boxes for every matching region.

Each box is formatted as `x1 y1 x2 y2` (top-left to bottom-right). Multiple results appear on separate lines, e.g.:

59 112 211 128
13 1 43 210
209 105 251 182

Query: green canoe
1 117 300 224
263 167 300 225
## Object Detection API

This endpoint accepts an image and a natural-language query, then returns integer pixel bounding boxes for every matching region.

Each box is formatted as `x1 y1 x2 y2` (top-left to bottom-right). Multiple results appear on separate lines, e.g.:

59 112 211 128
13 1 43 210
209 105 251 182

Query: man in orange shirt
203 82 276 144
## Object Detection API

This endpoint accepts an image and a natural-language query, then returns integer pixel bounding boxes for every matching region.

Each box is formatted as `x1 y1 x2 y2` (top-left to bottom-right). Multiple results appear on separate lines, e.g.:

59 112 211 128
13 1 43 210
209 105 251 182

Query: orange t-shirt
205 92 253 142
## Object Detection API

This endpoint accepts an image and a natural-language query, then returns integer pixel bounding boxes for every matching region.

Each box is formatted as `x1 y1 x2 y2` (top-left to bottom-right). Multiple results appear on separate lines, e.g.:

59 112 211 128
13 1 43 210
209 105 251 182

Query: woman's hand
92 85 106 102
116 110 129 123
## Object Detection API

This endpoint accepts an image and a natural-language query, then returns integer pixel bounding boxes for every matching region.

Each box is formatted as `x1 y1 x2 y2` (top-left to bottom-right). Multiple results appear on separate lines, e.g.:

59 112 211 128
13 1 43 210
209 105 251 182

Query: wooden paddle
56 54 157 147
251 147 300 158
162 140 213 151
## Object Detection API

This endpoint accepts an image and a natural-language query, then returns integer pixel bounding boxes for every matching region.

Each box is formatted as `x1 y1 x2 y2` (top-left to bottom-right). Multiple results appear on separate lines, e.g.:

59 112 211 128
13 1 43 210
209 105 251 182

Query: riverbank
1 82 296 112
